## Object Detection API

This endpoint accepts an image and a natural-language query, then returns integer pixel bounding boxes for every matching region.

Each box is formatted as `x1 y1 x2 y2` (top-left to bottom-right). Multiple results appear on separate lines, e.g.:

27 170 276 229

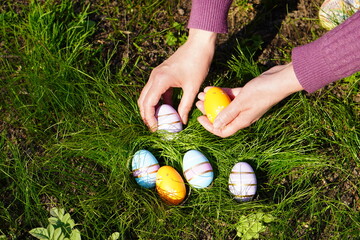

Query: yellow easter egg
156 166 186 205
204 87 231 123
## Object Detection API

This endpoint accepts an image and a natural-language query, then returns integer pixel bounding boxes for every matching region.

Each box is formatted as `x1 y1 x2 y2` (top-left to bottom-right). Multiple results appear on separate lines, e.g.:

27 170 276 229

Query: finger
138 82 153 125
203 86 214 93
213 100 242 129
197 115 215 133
197 87 241 104
221 87 242 99
197 92 205 101
143 97 159 132
177 86 199 125
138 68 164 125
214 112 255 137
142 70 178 131
195 100 205 114
201 86 242 100
198 114 251 138
143 85 169 132
197 115 230 138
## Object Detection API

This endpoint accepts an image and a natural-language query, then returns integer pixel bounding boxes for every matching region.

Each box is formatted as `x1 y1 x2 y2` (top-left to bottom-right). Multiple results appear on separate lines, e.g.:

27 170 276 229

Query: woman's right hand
138 29 217 131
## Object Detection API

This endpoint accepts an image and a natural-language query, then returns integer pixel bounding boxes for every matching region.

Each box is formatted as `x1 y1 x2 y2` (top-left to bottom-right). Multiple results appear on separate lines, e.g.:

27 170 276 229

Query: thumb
213 102 240 129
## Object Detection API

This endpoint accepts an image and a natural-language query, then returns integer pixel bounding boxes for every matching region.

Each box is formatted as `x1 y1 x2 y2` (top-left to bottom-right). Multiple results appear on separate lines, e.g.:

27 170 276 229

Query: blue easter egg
132 150 160 188
183 150 214 189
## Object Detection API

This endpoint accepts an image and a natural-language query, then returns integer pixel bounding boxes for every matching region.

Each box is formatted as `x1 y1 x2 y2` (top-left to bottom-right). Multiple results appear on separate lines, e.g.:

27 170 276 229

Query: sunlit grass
0 0 359 239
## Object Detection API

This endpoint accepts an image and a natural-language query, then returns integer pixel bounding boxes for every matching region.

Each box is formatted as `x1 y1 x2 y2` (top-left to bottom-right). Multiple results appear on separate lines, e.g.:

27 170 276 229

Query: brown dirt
87 0 328 73
221 0 326 62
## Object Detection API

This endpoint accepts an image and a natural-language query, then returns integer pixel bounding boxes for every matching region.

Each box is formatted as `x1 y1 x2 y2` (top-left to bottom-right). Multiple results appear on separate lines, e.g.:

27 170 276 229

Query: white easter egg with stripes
131 149 160 188
183 150 214 189
155 104 183 133
228 162 257 202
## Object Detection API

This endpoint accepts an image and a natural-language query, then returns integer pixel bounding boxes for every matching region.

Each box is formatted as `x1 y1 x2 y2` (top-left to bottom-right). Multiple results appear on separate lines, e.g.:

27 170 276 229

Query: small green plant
29 208 119 240
235 0 253 11
240 34 264 52
235 212 275 240
165 22 188 46
29 208 81 240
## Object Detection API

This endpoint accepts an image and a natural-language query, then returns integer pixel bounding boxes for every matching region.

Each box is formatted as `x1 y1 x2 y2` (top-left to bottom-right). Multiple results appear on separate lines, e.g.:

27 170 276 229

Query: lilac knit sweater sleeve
187 0 233 33
187 1 360 92
292 11 360 93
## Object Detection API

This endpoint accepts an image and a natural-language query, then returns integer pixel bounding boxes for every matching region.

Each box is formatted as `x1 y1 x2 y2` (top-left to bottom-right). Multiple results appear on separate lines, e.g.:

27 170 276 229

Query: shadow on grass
212 0 299 77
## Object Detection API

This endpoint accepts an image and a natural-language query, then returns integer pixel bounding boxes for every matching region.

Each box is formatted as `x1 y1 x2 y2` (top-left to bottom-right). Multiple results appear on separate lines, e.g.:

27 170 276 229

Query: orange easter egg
156 166 186 205
204 87 231 123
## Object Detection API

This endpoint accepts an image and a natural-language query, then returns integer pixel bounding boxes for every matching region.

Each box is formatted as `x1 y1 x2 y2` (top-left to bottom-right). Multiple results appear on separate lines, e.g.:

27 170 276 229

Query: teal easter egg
132 150 160 188
183 150 214 189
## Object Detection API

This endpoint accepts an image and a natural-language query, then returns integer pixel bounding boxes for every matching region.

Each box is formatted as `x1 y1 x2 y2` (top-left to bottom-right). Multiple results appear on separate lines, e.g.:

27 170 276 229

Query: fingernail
181 115 187 125
213 119 222 129
150 125 157 132
149 122 158 132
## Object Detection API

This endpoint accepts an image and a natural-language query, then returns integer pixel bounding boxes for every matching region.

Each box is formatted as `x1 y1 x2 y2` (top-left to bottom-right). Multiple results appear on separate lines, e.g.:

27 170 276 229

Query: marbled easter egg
156 166 186 205
155 104 183 133
131 150 160 188
204 87 231 123
228 162 257 202
183 150 214 189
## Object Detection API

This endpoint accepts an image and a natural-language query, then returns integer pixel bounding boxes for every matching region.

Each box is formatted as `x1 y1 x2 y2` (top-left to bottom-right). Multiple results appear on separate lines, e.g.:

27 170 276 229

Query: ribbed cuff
292 42 333 93
187 0 233 33
292 11 360 93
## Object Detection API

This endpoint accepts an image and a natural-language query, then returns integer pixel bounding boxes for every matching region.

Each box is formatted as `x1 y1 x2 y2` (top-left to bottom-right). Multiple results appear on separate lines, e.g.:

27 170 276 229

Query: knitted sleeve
187 0 233 33
292 11 360 93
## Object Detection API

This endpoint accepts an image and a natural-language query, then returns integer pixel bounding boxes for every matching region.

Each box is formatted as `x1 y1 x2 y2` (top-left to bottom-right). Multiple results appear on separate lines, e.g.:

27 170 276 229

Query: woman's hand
138 29 217 131
196 63 304 137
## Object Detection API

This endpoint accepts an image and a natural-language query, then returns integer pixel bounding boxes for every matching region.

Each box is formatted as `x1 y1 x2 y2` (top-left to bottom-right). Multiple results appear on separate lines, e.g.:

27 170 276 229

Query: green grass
1 0 359 239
